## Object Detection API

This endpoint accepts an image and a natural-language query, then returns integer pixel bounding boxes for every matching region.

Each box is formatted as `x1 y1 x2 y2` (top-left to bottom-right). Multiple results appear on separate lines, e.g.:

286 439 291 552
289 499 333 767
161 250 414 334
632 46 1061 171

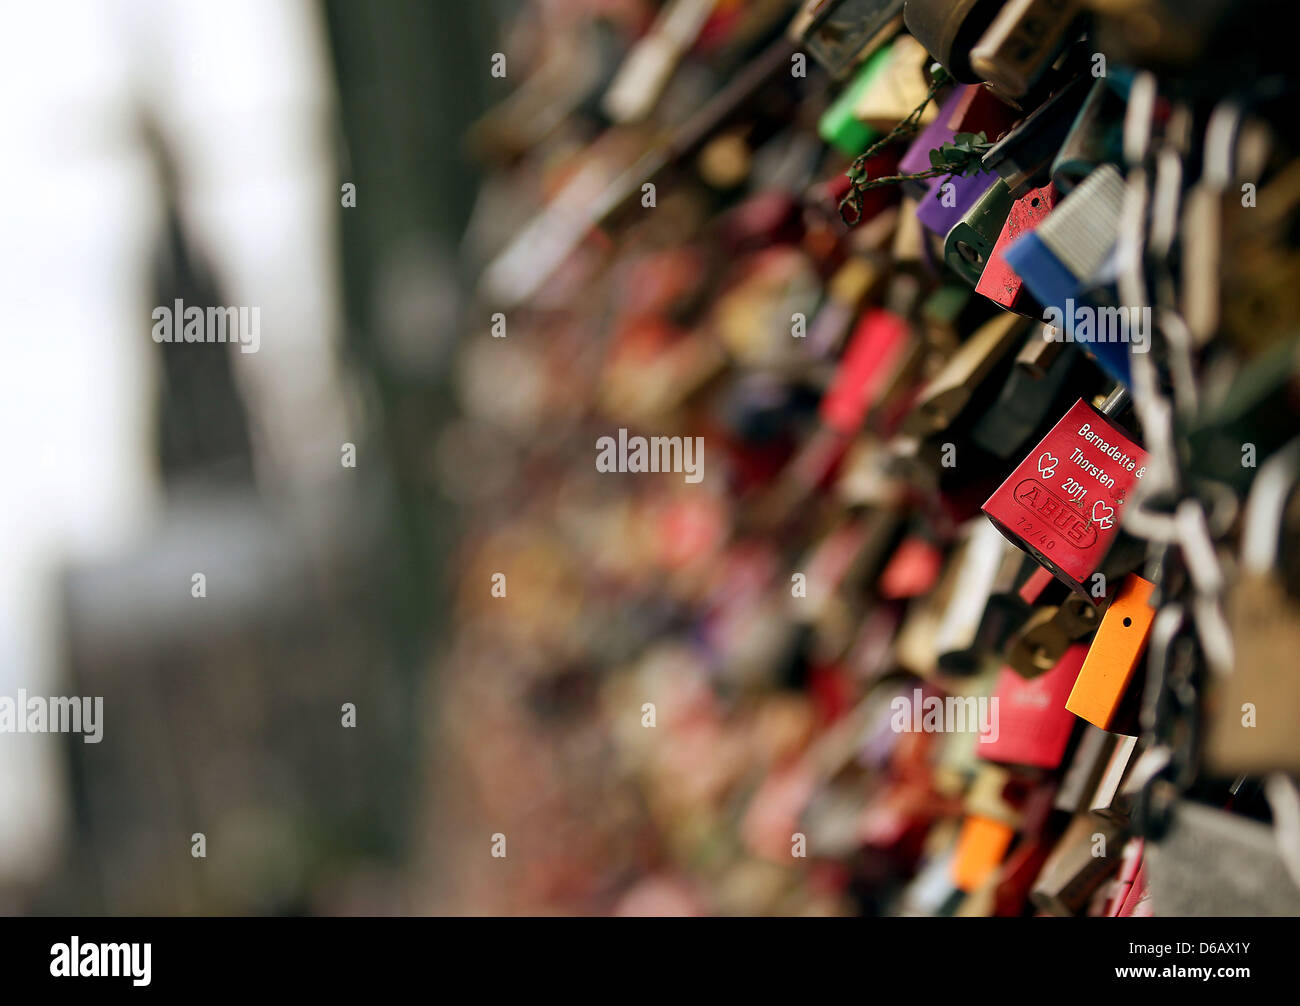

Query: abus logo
50 938 151 986
1012 478 1097 548
1042 299 1150 354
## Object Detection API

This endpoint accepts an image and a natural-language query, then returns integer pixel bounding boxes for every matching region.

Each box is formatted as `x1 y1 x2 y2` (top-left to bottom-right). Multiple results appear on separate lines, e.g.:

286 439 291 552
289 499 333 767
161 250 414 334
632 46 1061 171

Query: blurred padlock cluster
435 0 1300 916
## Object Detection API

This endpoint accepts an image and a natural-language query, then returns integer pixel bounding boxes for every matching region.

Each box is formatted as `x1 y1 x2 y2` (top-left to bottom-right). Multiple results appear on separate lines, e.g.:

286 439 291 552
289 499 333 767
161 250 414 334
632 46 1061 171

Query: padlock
934 518 1024 673
1065 572 1157 731
1005 605 1070 678
982 394 1148 594
1000 166 1128 382
969 0 1083 100
973 548 1037 653
974 181 1060 314
819 308 913 435
789 0 905 79
1030 811 1125 916
1103 837 1148 916
1206 437 1300 774
916 168 1006 243
986 782 1062 915
979 642 1086 768
1186 334 1300 498
805 256 883 357
1003 588 1100 677
919 282 974 356
930 671 1004 782
792 510 903 623
1145 799 1300 916
902 0 1010 83
899 83 1022 204
902 312 1027 437
815 148 905 233
1049 78 1125 195
944 178 1016 286
854 34 940 132
1014 324 1066 378
969 339 1082 459
951 764 1022 892
1054 723 1118 812
818 41 899 157
482 34 797 308
980 74 1088 197
897 87 971 200
951 815 1017 892
894 545 969 679
601 0 717 123
878 532 946 600
1089 733 1140 820
1002 162 1124 291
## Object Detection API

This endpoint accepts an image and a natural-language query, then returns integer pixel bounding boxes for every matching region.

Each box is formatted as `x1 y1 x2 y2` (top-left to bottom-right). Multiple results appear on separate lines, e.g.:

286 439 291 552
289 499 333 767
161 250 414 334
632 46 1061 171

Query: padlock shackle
1242 437 1300 573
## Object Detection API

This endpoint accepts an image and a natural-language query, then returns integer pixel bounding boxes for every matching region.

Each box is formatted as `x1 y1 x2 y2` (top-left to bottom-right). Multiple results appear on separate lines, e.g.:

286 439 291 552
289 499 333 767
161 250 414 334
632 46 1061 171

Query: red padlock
819 308 912 435
975 181 1060 315
982 398 1147 594
979 643 1085 769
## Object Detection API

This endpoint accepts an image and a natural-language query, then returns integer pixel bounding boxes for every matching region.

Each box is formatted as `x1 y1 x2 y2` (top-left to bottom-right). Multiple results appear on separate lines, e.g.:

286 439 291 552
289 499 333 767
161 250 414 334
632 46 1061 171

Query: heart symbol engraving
1092 501 1115 529
1037 452 1058 479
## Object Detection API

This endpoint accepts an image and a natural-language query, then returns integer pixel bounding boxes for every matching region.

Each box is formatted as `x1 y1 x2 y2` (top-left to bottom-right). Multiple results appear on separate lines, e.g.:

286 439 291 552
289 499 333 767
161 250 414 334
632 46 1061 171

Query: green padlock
817 41 896 158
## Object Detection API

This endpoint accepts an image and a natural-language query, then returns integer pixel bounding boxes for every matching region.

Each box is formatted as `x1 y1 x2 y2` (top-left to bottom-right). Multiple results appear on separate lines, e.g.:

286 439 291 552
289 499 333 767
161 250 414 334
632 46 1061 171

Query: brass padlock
1054 724 1119 813
1089 734 1141 821
1207 437 1300 774
934 519 1024 673
1005 592 1100 678
1031 812 1125 916
901 312 1028 437
789 0 905 79
969 0 1083 100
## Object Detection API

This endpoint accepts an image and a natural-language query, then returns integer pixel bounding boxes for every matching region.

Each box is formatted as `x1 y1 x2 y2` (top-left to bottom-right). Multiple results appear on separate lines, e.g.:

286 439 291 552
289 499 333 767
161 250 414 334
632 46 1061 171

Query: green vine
839 64 994 226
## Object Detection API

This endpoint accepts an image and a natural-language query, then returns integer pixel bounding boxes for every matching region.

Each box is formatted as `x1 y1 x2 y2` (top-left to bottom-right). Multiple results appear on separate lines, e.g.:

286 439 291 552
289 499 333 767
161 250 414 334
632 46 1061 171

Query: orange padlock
951 814 1016 893
1064 574 1157 731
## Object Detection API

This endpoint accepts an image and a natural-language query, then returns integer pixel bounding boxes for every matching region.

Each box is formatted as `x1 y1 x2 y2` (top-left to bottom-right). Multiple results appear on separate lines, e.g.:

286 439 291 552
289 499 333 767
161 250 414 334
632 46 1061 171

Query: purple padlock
914 169 1001 238
900 84 1002 238
899 87 969 178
